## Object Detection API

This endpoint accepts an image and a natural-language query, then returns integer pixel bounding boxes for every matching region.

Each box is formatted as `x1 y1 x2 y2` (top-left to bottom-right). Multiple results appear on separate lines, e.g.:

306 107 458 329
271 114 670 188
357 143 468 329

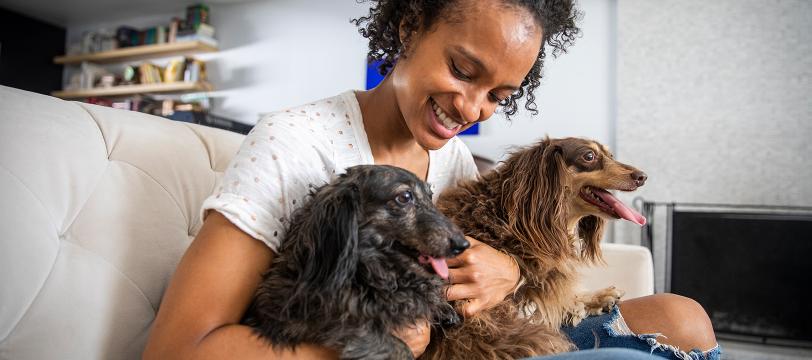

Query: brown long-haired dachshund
423 137 648 360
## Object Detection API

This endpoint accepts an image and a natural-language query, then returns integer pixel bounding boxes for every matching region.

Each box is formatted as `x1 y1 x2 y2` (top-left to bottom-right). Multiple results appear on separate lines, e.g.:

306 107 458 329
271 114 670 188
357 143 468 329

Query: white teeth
432 100 459 130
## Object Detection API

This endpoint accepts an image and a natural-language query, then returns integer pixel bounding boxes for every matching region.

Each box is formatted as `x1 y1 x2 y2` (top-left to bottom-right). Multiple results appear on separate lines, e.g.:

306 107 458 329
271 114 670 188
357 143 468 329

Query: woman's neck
355 75 425 166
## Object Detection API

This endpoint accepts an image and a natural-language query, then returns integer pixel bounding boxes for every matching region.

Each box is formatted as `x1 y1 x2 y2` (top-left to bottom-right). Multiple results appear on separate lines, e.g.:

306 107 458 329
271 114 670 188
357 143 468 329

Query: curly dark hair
351 0 581 118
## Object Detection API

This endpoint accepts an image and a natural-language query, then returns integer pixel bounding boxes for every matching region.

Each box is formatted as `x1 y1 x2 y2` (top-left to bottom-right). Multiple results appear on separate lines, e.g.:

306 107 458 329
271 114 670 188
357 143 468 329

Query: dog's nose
449 236 469 256
631 170 647 187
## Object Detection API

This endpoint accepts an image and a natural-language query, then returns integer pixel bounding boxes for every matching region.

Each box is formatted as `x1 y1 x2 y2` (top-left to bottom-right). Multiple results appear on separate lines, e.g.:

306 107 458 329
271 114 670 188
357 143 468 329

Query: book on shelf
179 23 215 38
168 17 181 43
156 26 167 44
88 4 216 53
182 58 207 83
185 4 210 30
138 63 164 84
115 27 140 48
175 34 218 47
164 58 185 83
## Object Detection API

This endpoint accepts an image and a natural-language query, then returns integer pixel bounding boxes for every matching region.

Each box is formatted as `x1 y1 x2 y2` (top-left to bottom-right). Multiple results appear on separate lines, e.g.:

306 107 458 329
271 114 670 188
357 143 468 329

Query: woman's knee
619 293 717 351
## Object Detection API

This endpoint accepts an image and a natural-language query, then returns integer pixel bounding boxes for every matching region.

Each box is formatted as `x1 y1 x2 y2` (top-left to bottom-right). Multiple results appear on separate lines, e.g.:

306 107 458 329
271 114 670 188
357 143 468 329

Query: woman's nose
455 92 491 124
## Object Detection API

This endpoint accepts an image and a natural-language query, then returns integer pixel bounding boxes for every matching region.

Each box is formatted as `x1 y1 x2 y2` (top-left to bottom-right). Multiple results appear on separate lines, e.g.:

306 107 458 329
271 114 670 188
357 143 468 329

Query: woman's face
391 1 542 150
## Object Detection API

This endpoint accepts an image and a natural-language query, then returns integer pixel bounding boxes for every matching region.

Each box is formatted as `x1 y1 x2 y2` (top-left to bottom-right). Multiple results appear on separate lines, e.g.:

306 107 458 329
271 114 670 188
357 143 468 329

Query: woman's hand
445 236 521 317
392 319 431 358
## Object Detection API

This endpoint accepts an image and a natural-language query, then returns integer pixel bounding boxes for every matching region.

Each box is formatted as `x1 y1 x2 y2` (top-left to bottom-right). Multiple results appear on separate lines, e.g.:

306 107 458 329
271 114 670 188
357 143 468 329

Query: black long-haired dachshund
243 165 468 360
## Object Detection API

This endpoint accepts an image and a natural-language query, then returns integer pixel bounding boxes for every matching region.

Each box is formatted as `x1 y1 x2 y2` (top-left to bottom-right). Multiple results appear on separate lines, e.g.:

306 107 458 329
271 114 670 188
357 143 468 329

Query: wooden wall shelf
53 41 218 64
51 82 213 99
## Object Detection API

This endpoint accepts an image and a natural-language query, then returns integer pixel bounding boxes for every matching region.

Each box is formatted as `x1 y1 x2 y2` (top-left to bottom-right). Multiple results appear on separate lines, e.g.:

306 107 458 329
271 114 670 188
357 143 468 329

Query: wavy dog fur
424 137 647 360
243 165 468 360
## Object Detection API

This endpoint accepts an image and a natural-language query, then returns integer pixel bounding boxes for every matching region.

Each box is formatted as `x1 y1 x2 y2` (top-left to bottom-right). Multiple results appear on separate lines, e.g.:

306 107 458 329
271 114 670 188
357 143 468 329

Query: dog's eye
395 191 414 205
583 151 595 162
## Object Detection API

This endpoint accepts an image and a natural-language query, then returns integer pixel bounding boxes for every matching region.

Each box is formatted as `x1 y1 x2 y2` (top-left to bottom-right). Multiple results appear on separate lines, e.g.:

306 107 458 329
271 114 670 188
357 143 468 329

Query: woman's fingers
446 236 483 267
442 235 521 316
447 268 467 284
457 298 484 318
446 256 465 268
391 319 431 358
445 283 480 301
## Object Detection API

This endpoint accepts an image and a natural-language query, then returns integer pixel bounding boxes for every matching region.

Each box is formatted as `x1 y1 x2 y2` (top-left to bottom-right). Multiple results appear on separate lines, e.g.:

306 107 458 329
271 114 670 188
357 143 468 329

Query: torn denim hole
603 305 721 360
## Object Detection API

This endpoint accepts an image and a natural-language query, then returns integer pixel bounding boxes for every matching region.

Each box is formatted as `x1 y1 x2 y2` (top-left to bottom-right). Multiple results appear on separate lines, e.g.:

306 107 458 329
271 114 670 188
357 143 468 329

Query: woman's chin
416 134 451 151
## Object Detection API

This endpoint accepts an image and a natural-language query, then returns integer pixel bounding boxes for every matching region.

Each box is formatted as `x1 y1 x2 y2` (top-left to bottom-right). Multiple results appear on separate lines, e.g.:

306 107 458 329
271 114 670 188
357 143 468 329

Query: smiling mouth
579 186 646 226
430 98 461 131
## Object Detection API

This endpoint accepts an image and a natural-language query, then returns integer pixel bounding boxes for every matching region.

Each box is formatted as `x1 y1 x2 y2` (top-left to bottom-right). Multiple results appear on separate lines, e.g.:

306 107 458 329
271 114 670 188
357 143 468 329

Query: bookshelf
54 41 217 64
51 81 213 99
52 39 217 100
43 5 249 134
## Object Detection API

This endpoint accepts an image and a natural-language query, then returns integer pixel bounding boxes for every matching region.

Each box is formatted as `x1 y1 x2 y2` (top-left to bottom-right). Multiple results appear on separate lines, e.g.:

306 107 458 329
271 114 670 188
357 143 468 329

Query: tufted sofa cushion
0 86 245 359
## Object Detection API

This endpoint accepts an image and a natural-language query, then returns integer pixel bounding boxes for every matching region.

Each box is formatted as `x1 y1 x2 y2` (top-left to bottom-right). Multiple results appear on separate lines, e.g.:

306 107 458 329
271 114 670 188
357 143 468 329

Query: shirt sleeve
200 112 333 251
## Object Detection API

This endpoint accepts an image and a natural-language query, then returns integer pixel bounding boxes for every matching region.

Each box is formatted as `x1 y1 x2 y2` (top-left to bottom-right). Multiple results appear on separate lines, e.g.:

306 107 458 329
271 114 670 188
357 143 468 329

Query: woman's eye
583 151 595 161
395 191 414 205
450 61 471 81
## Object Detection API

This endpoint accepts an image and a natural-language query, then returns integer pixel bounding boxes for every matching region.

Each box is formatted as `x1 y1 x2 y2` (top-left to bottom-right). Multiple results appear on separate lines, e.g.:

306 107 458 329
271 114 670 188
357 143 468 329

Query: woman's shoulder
251 91 359 149
259 90 359 128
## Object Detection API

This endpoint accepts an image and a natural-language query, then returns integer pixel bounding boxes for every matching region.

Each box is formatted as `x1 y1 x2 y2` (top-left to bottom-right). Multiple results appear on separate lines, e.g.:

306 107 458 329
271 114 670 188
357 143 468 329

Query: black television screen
669 210 812 343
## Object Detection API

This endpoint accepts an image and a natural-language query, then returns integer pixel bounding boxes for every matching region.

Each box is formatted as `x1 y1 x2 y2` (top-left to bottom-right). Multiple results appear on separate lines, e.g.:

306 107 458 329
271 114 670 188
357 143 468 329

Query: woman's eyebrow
452 46 521 91
453 45 487 71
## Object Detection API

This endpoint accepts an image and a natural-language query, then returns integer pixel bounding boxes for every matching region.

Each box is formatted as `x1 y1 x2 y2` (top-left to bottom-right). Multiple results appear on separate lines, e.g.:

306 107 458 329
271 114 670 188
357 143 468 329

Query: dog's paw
564 298 588 326
584 286 625 316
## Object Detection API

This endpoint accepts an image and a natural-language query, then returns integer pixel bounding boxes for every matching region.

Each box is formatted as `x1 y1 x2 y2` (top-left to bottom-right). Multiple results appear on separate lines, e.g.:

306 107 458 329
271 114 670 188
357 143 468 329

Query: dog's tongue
593 188 647 226
419 255 449 280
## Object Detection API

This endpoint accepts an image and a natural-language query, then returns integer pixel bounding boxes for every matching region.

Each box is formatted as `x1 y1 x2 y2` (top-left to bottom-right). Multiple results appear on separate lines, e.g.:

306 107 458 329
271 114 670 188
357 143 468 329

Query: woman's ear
577 215 605 263
398 19 408 45
398 19 419 56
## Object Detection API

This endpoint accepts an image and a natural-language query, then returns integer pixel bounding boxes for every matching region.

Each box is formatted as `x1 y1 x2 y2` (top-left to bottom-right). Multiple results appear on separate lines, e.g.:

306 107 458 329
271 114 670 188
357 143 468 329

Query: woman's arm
445 236 521 317
143 211 337 360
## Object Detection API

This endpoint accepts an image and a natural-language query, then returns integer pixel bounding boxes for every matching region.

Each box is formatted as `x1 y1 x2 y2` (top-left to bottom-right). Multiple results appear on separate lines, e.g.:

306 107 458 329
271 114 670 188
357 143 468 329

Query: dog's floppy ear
577 215 605 263
296 179 361 291
503 138 570 259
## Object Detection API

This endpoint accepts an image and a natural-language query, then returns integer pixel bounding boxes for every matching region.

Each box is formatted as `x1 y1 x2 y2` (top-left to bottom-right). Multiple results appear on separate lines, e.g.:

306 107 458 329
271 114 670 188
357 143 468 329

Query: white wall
613 0 812 291
204 0 369 123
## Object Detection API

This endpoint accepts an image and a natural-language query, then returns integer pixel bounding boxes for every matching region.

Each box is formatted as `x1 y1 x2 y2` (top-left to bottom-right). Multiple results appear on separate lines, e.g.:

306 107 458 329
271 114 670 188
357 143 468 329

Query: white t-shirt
201 90 479 251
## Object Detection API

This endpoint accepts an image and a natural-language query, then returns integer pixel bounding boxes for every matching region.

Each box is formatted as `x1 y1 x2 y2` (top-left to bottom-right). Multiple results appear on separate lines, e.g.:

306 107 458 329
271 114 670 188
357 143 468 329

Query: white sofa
0 86 653 359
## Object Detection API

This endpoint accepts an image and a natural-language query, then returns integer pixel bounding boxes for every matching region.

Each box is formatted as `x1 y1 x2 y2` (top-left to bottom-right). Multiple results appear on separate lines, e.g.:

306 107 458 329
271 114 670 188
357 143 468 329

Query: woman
144 1 719 359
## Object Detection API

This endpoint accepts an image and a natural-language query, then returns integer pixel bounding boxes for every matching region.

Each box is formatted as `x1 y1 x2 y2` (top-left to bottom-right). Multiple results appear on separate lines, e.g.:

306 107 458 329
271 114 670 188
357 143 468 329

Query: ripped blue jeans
562 305 722 360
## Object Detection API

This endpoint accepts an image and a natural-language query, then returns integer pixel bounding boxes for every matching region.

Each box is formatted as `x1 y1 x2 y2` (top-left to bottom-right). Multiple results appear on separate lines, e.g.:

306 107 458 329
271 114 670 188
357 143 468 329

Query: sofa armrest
575 243 654 300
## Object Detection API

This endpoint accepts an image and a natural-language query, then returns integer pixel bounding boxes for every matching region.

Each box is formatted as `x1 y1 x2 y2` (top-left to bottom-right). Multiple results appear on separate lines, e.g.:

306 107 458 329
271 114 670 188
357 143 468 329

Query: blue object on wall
365 59 479 136
459 124 479 135
366 59 386 91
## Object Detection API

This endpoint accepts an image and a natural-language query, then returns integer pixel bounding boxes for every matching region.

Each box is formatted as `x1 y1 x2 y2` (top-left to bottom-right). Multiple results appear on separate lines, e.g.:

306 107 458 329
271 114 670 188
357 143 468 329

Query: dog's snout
631 170 647 187
449 236 469 256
